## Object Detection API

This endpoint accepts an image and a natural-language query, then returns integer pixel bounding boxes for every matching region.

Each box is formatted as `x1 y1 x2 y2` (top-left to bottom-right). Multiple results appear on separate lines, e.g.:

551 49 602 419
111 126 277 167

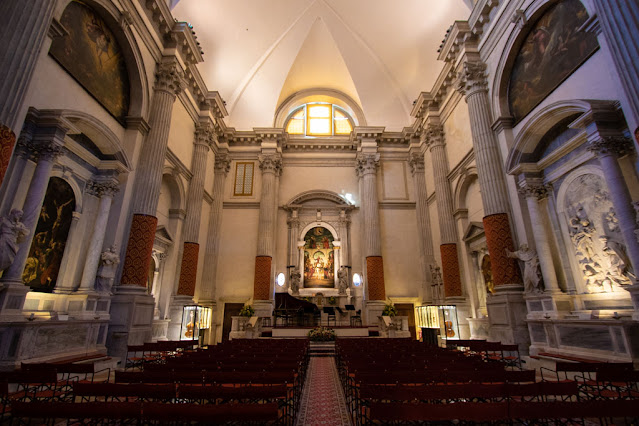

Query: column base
106 285 155 362
486 289 530 354
365 300 385 326
0 279 29 321
253 300 273 319
166 295 194 341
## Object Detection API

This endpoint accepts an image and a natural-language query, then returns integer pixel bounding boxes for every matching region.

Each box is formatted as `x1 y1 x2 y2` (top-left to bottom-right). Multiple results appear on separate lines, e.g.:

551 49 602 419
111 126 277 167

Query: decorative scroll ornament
587 136 633 158
408 153 425 175
214 153 231 175
424 124 445 149
154 60 184 96
355 153 380 177
456 61 488 97
258 154 282 174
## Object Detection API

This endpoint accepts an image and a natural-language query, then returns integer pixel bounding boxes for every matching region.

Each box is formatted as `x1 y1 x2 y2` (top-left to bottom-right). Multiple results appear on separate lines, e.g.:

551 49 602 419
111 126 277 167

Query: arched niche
284 190 356 291
53 0 149 120
491 0 598 122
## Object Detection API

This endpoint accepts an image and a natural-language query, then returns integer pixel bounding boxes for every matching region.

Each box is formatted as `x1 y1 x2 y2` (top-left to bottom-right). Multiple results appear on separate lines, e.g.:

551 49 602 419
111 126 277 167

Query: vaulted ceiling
171 0 471 131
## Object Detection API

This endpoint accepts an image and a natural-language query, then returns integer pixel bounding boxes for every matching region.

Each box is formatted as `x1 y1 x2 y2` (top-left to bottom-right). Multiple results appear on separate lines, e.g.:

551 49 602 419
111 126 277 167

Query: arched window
285 103 353 137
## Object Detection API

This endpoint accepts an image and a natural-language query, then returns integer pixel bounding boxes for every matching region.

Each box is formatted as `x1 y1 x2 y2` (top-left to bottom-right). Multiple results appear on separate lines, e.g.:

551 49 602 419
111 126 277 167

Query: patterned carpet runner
297 357 351 426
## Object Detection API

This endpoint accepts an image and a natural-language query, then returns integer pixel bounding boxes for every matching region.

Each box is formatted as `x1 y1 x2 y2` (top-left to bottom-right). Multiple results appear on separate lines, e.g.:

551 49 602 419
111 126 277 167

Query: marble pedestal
445 296 471 340
0 280 30 321
525 292 573 320
625 284 639 321
365 300 385 326
166 295 194 341
106 285 155 362
486 285 530 354
467 317 490 340
253 300 274 319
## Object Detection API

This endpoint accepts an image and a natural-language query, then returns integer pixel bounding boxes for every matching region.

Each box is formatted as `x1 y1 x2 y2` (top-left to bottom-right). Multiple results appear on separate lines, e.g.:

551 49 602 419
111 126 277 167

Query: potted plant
382 302 398 317
239 304 255 318
308 326 336 341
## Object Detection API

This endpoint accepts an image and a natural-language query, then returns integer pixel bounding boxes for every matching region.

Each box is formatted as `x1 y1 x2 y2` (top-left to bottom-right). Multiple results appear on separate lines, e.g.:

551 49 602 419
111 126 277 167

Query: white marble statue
95 245 120 293
337 265 348 295
0 209 29 272
290 266 301 295
506 244 543 293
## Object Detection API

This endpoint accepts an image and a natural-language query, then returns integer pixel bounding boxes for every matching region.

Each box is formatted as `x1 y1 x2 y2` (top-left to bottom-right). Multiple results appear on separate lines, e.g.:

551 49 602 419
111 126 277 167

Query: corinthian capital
194 123 214 148
587 136 633 158
424 124 445 150
518 181 550 201
258 153 282 174
214 153 231 175
34 142 64 162
355 153 380 177
87 178 120 198
456 61 488 97
154 59 184 96
408 153 425 175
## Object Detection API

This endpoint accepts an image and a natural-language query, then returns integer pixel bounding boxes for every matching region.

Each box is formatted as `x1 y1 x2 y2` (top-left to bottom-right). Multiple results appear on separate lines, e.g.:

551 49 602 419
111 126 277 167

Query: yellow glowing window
286 109 305 134
234 162 254 196
284 103 353 137
334 109 352 134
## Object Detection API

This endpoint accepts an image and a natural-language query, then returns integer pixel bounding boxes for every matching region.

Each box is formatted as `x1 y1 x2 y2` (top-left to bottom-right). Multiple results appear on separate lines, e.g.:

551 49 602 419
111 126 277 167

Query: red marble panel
483 213 522 286
440 243 462 297
366 256 386 300
120 214 158 287
253 256 272 300
177 242 199 296
0 124 16 185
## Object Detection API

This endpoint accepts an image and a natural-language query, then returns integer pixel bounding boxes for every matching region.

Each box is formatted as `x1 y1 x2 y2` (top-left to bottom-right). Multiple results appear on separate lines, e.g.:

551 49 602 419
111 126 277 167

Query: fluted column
199 153 230 303
2 139 64 284
176 125 212 297
78 178 120 292
356 153 385 300
425 124 463 298
338 209 351 268
0 1 56 185
588 137 639 274
120 59 182 288
409 151 436 302
287 210 300 267
253 154 281 301
519 179 561 294
457 61 522 289
591 0 639 128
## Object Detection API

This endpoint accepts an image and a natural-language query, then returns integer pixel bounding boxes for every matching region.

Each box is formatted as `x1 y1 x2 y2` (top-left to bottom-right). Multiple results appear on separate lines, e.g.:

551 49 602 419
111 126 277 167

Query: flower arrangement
327 296 337 305
382 303 398 317
239 305 255 318
308 326 336 341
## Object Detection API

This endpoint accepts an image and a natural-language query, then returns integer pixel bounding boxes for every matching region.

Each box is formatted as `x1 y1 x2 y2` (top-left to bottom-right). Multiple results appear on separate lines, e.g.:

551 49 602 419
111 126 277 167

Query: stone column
587 137 639 273
119 59 182 289
518 179 561 294
287 209 300 268
0 115 37 216
0 0 56 185
425 124 463 298
408 150 436 303
253 154 281 307
77 178 120 292
591 1 639 129
356 153 385 301
338 209 351 268
457 60 527 348
0 127 65 314
199 152 230 305
457 61 522 289
176 125 212 298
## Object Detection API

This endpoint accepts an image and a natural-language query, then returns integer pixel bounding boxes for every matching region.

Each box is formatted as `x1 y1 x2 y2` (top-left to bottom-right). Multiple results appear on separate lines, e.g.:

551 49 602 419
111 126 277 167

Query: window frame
233 161 254 196
285 103 353 137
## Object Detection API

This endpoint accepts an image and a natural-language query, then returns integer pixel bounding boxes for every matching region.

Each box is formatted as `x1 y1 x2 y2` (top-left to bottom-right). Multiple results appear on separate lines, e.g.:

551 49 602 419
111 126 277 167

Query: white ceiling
171 0 471 131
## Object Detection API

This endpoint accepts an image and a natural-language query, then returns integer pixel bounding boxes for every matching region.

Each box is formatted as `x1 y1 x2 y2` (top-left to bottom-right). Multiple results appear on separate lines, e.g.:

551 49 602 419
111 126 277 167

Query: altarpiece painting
303 227 335 288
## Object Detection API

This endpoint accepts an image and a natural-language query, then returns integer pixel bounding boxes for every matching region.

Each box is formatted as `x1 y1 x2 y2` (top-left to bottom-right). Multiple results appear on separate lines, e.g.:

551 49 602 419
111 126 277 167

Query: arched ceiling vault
171 0 470 131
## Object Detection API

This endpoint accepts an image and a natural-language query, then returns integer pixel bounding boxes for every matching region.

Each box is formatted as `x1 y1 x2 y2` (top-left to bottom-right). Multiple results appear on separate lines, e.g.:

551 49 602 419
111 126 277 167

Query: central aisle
296 357 351 426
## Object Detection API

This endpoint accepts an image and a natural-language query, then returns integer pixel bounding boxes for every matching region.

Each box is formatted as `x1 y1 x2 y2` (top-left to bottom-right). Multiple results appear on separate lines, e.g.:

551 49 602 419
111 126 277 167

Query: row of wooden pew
335 338 639 425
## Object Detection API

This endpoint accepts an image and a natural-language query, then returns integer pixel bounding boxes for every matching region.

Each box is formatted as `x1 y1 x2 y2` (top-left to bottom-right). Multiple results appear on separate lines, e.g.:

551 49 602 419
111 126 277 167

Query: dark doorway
222 303 244 342
395 303 416 339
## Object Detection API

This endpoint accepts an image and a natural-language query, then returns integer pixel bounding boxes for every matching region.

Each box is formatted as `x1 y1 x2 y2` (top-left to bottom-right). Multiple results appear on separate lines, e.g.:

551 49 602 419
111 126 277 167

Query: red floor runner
296 357 351 426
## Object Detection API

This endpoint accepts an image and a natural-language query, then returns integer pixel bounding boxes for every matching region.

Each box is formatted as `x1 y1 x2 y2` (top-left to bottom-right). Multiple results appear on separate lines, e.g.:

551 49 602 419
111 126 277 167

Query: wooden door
395 303 417 339
222 303 244 342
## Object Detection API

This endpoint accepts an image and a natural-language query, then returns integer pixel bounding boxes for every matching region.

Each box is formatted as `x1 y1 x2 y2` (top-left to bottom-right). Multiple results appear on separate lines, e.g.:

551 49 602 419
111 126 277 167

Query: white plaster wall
380 161 410 201
167 101 195 167
204 150 215 193
278 165 359 203
443 104 473 171
424 150 435 198
216 208 260 300
465 179 484 223
156 179 171 228
194 200 211 300
379 208 421 297
429 201 441 264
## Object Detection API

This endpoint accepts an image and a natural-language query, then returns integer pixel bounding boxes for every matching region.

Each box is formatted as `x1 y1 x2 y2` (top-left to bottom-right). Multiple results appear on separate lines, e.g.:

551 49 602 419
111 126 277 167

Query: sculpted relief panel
563 173 634 293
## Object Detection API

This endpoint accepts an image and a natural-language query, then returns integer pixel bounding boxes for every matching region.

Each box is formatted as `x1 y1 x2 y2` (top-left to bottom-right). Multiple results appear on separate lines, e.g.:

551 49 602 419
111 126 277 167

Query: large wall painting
303 227 335 288
508 0 599 122
23 178 76 292
49 0 130 122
